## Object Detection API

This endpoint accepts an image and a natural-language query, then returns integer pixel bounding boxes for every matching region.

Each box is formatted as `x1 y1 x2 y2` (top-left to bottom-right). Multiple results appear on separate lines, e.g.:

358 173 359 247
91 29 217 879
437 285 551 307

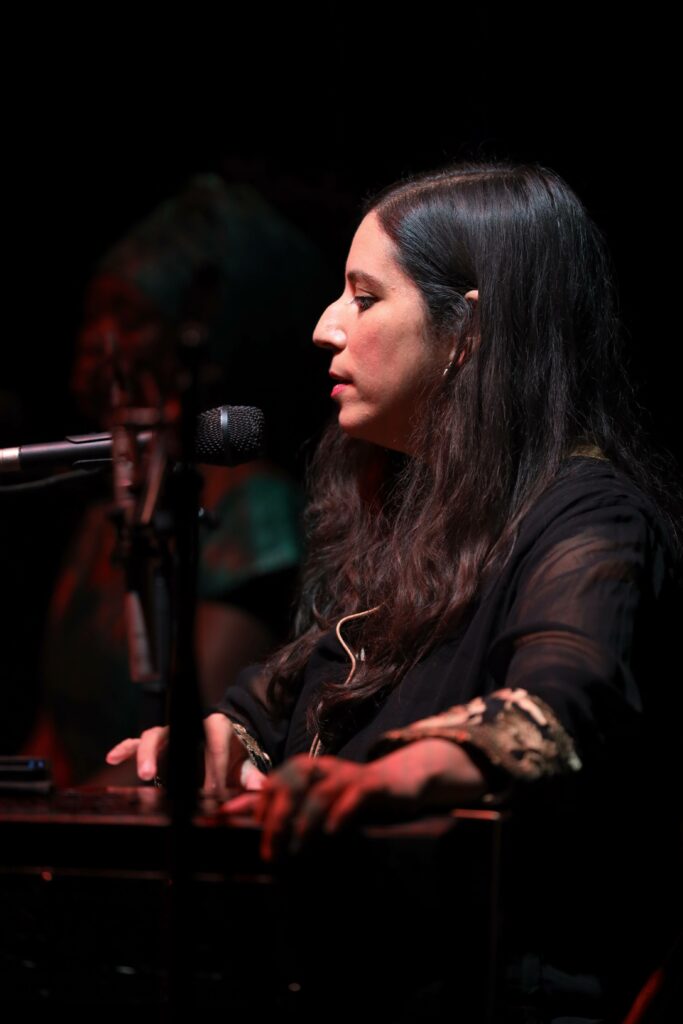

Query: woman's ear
448 290 480 368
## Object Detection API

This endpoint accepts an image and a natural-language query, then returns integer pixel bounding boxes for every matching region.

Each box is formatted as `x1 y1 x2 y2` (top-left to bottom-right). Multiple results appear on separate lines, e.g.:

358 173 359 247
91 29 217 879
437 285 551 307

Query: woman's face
313 211 452 454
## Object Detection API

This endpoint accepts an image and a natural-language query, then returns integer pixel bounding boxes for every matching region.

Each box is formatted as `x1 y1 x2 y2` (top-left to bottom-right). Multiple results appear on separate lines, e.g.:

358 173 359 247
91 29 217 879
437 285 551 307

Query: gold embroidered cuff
228 720 273 774
368 688 582 789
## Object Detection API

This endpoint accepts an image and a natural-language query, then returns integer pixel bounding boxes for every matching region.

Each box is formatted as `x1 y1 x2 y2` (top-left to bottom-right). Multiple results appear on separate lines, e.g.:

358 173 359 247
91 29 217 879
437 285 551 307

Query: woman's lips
330 375 352 398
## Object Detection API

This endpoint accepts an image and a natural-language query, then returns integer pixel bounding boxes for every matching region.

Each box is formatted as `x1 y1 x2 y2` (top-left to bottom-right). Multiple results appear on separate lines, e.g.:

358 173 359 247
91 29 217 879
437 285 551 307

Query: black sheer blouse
215 455 678 792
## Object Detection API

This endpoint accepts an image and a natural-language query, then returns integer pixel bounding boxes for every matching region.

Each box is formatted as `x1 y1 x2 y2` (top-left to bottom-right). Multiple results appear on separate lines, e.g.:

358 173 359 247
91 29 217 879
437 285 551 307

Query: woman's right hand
105 713 261 799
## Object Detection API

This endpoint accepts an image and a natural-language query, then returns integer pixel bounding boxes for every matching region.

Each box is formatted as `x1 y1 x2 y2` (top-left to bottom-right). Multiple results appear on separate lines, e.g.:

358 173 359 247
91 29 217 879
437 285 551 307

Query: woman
107 161 682 1020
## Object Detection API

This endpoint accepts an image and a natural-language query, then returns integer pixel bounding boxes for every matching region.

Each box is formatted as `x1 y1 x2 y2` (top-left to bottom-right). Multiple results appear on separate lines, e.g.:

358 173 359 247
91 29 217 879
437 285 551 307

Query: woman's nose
312 299 348 351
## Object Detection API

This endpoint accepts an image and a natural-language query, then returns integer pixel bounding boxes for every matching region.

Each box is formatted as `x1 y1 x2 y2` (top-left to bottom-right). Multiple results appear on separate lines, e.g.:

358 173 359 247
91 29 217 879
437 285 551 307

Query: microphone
0 405 265 474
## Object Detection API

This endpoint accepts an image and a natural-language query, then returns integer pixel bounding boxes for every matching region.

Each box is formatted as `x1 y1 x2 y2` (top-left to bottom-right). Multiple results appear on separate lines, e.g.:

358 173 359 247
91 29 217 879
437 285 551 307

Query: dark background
4 17 676 448
1 16 678 748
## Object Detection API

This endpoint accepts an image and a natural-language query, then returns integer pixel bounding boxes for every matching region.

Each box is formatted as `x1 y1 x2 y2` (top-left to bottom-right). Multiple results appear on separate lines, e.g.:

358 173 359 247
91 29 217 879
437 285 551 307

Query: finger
324 784 371 834
240 760 267 790
221 792 264 817
203 715 234 799
105 738 140 765
288 759 366 835
274 753 331 786
136 727 168 781
259 780 304 863
258 762 339 860
288 788 334 854
287 770 351 837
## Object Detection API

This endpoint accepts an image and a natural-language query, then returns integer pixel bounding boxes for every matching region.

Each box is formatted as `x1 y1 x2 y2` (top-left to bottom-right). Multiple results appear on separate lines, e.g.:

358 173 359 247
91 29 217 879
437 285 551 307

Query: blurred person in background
23 172 335 785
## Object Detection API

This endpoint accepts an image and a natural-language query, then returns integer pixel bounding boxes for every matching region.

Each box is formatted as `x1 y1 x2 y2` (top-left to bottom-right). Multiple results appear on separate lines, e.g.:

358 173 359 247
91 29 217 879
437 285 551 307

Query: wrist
414 738 489 807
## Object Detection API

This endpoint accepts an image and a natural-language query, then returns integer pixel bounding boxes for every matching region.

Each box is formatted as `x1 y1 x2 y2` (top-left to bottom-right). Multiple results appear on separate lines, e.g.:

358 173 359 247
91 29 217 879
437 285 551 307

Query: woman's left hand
220 738 487 863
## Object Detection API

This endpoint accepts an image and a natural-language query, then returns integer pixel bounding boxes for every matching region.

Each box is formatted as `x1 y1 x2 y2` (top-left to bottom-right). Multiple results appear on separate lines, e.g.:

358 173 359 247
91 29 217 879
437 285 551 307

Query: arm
367 488 671 801
223 738 489 862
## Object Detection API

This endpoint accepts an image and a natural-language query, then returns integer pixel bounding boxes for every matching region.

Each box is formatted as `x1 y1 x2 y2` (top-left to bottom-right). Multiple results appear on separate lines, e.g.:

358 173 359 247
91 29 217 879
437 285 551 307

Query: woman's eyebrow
346 269 386 291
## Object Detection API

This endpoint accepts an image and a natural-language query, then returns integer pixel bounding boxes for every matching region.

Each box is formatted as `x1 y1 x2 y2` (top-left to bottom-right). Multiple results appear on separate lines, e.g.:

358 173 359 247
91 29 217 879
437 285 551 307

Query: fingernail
140 762 154 779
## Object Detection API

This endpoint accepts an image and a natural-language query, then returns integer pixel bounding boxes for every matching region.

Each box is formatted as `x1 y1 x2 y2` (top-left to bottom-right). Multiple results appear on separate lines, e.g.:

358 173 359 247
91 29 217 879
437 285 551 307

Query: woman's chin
337 419 409 454
337 417 376 445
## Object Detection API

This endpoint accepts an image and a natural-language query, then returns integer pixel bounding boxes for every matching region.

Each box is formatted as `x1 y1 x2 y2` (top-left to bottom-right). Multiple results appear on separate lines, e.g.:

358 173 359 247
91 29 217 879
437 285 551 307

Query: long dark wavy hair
261 160 682 754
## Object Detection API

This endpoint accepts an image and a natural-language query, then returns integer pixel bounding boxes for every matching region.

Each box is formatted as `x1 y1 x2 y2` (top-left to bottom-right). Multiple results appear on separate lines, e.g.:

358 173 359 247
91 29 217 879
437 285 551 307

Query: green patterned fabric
199 471 303 597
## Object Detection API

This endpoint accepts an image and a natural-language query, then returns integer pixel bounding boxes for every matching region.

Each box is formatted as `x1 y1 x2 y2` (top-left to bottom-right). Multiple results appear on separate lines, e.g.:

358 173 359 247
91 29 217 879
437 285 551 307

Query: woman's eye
354 295 376 312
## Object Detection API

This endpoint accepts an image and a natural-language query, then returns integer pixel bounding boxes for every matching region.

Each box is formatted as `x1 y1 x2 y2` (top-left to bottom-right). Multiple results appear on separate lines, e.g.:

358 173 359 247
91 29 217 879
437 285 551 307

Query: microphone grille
195 406 265 466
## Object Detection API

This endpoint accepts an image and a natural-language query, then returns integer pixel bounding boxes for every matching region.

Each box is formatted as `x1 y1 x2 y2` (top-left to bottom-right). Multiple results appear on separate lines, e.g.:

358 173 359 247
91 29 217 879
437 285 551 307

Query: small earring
442 364 452 378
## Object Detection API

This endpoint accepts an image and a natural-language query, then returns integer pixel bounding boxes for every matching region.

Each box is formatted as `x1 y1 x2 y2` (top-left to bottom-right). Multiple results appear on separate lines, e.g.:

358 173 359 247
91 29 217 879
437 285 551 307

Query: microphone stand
161 324 206 1021
110 400 173 735
109 325 206 1019
165 325 204 822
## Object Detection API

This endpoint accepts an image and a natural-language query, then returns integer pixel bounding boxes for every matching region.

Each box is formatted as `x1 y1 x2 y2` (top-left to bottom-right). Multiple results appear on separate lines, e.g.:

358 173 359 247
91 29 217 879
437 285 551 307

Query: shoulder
523 457 669 542
537 456 655 511
509 457 678 591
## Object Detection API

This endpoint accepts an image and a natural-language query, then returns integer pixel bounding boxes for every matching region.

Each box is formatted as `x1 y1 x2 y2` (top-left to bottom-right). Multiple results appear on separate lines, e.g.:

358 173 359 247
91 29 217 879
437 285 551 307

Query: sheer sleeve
207 664 291 774
368 482 671 798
